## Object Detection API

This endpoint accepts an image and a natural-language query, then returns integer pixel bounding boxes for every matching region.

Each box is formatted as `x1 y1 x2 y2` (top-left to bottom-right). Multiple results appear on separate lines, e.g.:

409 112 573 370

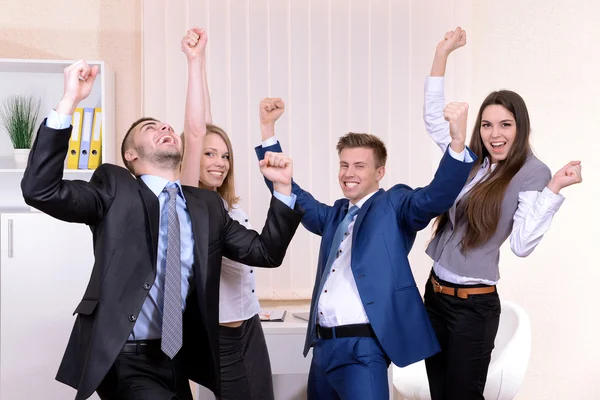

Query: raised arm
259 97 285 142
255 98 331 236
202 52 212 124
400 101 475 232
21 60 117 225
424 27 467 153
510 160 583 257
430 26 466 77
180 28 208 186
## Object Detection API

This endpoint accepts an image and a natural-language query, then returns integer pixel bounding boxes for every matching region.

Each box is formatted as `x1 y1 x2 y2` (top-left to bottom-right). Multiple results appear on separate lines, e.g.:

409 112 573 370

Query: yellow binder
88 108 102 169
67 108 83 169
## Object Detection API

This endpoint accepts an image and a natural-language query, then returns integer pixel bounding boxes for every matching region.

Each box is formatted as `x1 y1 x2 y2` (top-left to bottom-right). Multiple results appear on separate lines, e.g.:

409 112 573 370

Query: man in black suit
20 52 302 400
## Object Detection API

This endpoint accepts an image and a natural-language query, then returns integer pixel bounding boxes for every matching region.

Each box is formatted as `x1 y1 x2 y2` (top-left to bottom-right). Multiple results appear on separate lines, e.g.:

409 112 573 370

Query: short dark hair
121 117 158 174
336 132 387 167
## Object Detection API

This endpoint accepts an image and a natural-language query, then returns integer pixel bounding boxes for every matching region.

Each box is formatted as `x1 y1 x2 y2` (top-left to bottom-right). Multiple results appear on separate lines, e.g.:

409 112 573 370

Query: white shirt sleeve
423 76 452 153
447 145 474 163
262 136 278 147
45 109 73 130
510 187 566 257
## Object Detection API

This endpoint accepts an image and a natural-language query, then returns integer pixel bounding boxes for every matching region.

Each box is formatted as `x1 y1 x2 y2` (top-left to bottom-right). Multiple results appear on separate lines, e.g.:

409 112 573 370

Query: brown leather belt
431 275 496 299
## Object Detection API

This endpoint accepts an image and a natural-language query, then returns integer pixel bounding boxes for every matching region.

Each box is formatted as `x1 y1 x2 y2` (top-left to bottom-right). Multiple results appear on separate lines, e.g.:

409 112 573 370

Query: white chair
393 301 531 400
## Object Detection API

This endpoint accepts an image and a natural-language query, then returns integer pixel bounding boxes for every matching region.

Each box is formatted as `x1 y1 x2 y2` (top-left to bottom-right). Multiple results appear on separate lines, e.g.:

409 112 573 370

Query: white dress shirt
424 76 565 285
316 191 377 327
219 202 261 323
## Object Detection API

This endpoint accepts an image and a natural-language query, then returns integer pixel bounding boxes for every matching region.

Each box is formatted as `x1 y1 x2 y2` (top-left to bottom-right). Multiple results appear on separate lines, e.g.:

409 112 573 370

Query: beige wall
141 0 470 301
0 0 142 160
460 1 599 398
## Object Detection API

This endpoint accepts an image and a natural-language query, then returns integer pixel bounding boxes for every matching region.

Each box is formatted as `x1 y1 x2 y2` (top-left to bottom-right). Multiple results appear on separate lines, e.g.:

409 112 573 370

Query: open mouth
208 171 224 178
344 182 359 188
490 141 506 152
156 135 176 145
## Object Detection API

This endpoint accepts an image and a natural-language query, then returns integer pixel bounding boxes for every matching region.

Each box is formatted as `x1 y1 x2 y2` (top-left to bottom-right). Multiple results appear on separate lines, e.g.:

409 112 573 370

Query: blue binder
78 107 95 169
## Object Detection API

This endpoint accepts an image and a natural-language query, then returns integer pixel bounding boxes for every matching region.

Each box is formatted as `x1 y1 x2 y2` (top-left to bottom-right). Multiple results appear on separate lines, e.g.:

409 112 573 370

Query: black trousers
424 271 501 400
219 314 274 400
96 340 194 400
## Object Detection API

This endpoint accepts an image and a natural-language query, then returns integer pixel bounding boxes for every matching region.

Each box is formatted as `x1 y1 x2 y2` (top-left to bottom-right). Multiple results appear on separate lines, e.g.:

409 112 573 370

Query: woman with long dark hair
422 27 583 399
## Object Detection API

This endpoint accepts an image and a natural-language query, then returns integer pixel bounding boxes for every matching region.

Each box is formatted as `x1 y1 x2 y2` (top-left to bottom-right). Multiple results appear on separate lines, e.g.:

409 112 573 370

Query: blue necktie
323 205 359 275
161 184 182 359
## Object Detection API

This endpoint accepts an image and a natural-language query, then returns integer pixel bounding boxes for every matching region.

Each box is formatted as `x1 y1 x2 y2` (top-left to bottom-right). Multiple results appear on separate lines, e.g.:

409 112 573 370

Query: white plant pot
13 148 30 169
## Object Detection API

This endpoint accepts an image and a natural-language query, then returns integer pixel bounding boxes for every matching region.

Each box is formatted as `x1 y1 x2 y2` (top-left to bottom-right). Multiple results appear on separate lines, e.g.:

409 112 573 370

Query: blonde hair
204 124 240 210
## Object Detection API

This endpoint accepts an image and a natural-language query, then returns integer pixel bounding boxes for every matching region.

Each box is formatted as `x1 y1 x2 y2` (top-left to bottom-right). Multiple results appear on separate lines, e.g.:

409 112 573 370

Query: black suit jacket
21 122 303 400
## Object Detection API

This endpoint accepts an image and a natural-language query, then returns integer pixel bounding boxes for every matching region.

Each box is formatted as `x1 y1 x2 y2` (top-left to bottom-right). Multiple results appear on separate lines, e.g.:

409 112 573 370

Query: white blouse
219 202 261 323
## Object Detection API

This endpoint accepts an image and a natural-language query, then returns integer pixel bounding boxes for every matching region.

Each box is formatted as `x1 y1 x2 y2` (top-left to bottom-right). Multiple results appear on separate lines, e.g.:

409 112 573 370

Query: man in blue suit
255 98 476 399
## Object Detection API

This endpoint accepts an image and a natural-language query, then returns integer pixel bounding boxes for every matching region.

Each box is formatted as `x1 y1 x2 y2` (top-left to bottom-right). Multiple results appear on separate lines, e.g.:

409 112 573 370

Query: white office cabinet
0 213 99 400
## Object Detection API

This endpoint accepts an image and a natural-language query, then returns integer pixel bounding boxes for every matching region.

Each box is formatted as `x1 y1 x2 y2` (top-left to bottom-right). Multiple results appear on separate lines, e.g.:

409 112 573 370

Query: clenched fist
443 102 468 153
436 26 466 57
548 161 583 194
259 97 285 126
259 151 293 195
56 60 99 115
181 27 208 61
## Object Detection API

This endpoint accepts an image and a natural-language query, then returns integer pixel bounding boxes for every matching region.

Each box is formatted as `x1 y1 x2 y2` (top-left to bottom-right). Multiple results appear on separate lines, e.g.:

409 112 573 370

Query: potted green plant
0 94 41 168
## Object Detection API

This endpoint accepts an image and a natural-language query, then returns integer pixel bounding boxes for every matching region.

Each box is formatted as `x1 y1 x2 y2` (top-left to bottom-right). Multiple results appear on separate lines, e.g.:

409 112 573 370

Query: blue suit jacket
255 142 475 367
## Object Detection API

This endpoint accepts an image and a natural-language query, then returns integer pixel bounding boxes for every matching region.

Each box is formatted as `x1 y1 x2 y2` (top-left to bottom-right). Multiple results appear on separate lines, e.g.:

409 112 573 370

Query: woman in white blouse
179 29 274 400
421 27 583 399
197 124 273 400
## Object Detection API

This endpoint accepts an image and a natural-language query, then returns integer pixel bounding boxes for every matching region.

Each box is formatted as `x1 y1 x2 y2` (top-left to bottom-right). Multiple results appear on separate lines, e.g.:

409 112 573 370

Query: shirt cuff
425 76 445 93
262 136 278 148
45 109 72 130
273 191 297 209
539 187 566 213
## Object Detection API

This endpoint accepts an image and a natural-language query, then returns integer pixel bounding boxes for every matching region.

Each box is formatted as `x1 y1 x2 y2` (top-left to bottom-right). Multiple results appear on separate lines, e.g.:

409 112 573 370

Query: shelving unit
0 58 115 209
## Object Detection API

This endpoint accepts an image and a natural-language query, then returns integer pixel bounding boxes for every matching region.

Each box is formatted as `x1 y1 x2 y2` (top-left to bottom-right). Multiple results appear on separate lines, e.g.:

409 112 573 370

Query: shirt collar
140 175 187 202
481 157 498 171
350 190 379 209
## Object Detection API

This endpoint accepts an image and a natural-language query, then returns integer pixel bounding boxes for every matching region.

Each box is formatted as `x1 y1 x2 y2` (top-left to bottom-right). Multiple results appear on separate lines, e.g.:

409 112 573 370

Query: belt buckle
432 279 443 294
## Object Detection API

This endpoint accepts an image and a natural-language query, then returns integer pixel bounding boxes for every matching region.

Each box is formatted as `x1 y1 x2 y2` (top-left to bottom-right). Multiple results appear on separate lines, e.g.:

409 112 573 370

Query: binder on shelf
78 107 94 169
66 108 83 169
88 108 102 169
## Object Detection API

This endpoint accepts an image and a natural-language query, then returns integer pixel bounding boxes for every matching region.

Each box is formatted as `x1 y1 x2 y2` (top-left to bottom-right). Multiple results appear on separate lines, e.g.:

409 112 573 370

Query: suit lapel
138 179 160 271
320 202 349 276
183 188 209 293
352 189 383 241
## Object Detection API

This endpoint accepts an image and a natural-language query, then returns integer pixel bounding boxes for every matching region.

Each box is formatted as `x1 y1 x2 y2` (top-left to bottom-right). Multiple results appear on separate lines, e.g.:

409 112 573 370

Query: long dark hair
433 90 532 252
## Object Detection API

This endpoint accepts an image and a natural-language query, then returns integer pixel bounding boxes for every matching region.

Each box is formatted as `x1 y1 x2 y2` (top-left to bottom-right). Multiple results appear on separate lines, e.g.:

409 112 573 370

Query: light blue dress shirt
131 176 195 340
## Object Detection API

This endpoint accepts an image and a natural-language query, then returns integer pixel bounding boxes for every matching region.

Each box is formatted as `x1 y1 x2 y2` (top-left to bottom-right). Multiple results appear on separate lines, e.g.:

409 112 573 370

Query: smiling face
123 118 183 174
338 147 385 204
470 90 531 167
199 132 230 190
479 104 517 164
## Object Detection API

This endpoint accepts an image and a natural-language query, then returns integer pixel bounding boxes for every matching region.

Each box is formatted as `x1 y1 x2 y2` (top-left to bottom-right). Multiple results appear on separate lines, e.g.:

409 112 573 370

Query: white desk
195 310 394 399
